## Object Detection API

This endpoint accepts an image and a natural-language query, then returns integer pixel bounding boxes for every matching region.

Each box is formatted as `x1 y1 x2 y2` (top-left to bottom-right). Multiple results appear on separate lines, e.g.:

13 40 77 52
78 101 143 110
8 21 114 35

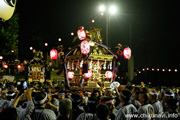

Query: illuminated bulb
168 69 171 72
101 12 104 16
142 68 145 71
147 68 149 70
175 69 177 72
71 32 74 36
45 43 48 46
30 47 33 50
92 20 95 23
162 69 165 72
58 38 61 41
152 68 154 71
11 50 14 53
139 71 141 74
0 56 3 59
157 69 160 71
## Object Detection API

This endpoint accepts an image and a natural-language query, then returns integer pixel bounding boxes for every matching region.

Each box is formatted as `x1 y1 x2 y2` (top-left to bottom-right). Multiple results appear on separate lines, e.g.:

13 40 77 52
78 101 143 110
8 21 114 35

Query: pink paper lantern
81 40 90 55
123 47 131 59
67 71 74 79
105 71 113 79
84 70 92 78
77 29 86 40
50 49 58 60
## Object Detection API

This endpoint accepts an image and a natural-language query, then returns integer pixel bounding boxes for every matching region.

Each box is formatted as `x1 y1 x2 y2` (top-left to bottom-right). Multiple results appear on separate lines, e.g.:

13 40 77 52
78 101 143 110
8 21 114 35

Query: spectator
131 86 141 110
115 89 137 120
163 98 180 119
96 104 110 120
33 92 56 120
91 89 101 102
70 93 84 120
57 98 72 120
100 96 116 120
149 90 163 115
162 89 174 112
138 91 154 120
77 97 98 120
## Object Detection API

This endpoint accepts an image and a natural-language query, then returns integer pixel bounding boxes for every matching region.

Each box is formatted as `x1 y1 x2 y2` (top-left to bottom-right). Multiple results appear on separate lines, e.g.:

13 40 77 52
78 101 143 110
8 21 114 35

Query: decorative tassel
79 76 84 87
89 58 93 69
72 61 74 70
67 61 70 70
110 61 112 70
97 59 100 70
80 60 83 68
103 60 106 70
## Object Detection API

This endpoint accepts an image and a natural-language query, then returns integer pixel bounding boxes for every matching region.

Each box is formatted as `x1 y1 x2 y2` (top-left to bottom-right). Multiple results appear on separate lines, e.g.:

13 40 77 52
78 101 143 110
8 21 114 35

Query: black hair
96 104 109 120
139 91 149 104
0 107 18 120
34 92 47 106
87 97 99 113
166 99 179 111
121 89 132 103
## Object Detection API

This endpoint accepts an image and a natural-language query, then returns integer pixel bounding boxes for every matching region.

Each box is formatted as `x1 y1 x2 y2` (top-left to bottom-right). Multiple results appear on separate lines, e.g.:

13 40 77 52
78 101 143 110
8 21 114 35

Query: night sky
15 0 179 69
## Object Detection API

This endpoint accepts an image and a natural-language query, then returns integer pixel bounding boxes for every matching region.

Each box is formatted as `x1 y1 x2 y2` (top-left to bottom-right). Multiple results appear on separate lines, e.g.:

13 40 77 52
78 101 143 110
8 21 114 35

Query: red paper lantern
84 70 92 78
105 71 113 79
77 29 86 40
123 47 131 59
81 40 90 55
17 65 21 69
50 49 58 60
67 71 74 79
3 64 8 69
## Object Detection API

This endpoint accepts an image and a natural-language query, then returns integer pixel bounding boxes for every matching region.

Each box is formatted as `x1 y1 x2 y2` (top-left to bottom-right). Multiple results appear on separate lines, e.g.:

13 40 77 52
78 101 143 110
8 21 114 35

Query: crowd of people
0 80 180 120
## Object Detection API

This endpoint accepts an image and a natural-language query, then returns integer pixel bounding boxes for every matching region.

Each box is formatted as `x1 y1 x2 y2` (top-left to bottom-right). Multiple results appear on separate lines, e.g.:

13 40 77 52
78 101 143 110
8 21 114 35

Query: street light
99 5 105 12
109 5 117 14
99 4 117 46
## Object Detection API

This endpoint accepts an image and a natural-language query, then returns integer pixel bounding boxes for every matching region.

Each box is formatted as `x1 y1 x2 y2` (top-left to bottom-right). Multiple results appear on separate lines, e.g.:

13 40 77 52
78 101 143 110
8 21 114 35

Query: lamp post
99 4 117 47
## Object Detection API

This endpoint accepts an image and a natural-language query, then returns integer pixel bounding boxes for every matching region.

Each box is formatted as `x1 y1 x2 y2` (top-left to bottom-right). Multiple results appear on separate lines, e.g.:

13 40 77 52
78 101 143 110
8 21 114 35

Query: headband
88 99 97 104
6 93 15 97
70 96 81 103
85 92 91 95
100 99 115 104
164 92 174 97
121 92 127 99
149 91 159 96
58 93 65 95
34 92 47 105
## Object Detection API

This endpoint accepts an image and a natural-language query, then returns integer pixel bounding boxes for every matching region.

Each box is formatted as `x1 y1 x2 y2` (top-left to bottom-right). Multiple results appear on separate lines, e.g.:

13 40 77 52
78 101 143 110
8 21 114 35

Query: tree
0 12 19 58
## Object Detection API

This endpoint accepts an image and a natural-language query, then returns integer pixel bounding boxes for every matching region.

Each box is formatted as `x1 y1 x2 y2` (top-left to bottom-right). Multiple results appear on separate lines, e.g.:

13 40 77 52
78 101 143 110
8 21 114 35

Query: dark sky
16 0 179 69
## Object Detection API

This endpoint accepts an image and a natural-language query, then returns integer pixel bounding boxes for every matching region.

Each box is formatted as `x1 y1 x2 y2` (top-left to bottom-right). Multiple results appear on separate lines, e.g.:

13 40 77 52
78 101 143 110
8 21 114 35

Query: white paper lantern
0 0 17 21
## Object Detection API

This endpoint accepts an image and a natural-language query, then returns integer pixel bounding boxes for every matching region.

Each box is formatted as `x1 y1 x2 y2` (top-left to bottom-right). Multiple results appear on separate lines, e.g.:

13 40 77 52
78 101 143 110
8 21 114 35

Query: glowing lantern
50 49 58 60
84 70 92 78
17 65 21 69
81 40 90 55
67 71 74 79
123 47 131 59
77 29 86 40
3 64 8 68
105 71 113 79
0 0 17 21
